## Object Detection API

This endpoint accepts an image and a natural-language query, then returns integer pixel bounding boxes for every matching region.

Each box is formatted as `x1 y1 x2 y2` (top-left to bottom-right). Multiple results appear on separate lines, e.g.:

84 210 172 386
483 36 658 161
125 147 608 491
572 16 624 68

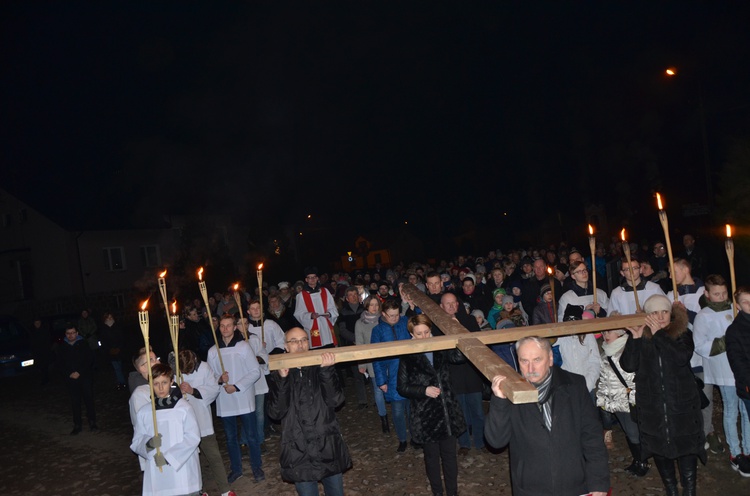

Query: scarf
359 310 379 325
705 300 732 312
601 333 628 358
154 386 183 411
534 368 554 431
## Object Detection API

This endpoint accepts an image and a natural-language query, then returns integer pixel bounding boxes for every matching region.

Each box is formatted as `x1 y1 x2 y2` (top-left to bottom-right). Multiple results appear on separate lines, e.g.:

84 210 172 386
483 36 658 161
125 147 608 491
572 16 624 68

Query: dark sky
2 2 749 249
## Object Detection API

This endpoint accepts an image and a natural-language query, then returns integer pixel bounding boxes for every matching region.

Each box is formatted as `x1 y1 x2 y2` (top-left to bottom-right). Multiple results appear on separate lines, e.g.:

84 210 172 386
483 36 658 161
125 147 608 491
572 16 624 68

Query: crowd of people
29 233 750 495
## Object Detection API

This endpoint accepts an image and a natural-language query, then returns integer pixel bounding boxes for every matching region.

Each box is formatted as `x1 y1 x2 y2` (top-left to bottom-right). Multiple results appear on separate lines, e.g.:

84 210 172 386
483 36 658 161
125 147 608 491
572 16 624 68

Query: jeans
391 399 410 442
221 412 262 475
695 371 714 434
614 410 641 445
718 385 750 457
369 377 387 417
424 436 458 495
110 360 126 385
294 472 344 496
255 393 266 444
457 392 484 449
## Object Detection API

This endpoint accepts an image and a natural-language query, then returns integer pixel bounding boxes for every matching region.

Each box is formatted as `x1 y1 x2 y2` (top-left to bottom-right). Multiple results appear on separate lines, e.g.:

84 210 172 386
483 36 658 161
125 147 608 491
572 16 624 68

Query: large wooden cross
269 284 645 403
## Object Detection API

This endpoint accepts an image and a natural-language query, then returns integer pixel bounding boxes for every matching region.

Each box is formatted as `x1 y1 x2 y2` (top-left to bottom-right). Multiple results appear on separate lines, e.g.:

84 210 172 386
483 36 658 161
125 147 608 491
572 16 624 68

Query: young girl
131 363 202 496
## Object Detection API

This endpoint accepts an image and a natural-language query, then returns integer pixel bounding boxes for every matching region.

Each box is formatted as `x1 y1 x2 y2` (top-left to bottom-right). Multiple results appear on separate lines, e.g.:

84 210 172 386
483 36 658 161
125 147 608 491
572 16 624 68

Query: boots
653 455 679 496
380 414 390 433
625 439 650 477
678 455 697 496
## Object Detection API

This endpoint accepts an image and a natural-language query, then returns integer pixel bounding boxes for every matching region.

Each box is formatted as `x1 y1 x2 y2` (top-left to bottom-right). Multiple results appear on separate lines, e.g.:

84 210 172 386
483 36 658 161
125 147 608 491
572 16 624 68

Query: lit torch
547 266 557 322
197 267 224 374
138 299 163 472
587 224 598 306
621 228 641 312
233 283 248 341
726 224 737 317
656 193 679 301
257 264 265 343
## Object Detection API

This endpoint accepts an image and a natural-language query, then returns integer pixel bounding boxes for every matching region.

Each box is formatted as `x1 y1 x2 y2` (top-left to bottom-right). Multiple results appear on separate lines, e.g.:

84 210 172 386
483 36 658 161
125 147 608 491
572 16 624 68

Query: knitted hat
277 281 290 290
496 318 516 329
521 256 534 267
644 294 672 313
539 284 551 297
502 295 515 305
493 288 507 298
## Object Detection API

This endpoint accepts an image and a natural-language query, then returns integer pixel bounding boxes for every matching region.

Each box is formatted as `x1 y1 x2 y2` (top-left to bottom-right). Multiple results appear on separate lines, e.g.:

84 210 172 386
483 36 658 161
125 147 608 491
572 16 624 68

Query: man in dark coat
267 327 352 494
337 286 368 408
57 323 97 434
485 336 610 496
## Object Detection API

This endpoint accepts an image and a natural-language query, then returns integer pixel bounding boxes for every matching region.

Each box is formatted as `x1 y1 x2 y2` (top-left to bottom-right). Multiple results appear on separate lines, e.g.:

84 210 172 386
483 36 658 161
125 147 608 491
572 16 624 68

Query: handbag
607 356 637 422
694 375 711 409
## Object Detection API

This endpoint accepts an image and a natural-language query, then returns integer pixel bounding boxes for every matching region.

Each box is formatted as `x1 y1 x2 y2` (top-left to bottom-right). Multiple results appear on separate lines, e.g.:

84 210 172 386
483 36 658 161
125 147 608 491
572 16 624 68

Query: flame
140 299 149 311
171 301 177 314
726 224 732 238
588 224 594 235
197 267 204 280
233 283 239 291
547 266 553 276
159 269 167 278
620 228 626 241
257 263 264 270
656 192 663 210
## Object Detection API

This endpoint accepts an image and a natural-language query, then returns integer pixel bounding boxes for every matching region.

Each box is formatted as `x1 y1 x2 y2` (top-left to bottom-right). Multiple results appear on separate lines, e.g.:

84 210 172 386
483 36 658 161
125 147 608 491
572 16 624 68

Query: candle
547 266 557 322
169 301 181 383
725 224 738 317
256 264 265 344
197 267 224 374
620 228 641 312
587 224 598 306
656 193 679 301
233 283 248 341
138 299 163 472
157 269 171 325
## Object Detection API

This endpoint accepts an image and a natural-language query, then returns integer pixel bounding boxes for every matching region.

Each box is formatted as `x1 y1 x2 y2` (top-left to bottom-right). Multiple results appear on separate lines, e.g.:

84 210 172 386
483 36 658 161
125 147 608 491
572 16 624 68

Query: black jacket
337 302 363 346
484 367 610 496
267 364 352 483
620 305 706 462
397 349 466 444
57 337 95 380
726 311 750 401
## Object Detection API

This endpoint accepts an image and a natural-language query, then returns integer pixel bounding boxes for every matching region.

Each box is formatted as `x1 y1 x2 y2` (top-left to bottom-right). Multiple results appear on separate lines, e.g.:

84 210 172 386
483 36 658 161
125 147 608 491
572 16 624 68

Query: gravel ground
1 364 749 495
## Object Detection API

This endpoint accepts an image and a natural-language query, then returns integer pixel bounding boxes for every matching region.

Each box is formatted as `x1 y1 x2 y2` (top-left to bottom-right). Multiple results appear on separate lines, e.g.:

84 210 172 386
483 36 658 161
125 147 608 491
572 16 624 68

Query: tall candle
197 267 224 374
587 224 598 306
725 224 738 318
656 193 679 301
138 300 163 472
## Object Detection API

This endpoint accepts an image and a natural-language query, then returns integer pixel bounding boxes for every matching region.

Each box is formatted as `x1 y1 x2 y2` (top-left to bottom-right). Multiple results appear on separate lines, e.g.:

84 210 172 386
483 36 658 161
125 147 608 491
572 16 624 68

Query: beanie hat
493 288 507 298
502 295 515 306
644 294 672 314
539 284 551 297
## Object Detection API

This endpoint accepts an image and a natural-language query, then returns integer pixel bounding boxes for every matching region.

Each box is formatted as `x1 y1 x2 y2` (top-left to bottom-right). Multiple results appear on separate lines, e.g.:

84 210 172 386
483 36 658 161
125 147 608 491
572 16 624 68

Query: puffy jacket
371 316 410 401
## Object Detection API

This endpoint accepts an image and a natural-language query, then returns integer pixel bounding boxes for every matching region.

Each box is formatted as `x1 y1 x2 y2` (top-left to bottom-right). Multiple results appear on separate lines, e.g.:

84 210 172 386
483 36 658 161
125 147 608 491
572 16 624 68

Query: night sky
3 2 750 256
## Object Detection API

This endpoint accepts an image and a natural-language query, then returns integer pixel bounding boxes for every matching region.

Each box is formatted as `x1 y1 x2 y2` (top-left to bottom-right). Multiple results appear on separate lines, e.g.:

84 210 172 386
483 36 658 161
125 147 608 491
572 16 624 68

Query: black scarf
154 385 183 411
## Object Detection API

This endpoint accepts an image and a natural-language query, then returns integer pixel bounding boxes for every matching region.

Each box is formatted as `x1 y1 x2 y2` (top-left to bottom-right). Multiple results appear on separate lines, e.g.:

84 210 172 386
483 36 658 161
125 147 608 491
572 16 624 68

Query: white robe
557 287 610 322
208 339 260 417
609 281 665 315
181 361 220 436
667 285 705 369
293 288 339 347
131 399 201 496
693 306 736 386
129 384 152 472
557 333 601 392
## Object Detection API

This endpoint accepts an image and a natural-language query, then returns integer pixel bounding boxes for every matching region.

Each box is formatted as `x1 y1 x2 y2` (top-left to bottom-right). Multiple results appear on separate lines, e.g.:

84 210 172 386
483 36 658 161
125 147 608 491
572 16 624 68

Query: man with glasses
609 256 666 316
557 260 609 322
294 267 339 349
267 327 352 496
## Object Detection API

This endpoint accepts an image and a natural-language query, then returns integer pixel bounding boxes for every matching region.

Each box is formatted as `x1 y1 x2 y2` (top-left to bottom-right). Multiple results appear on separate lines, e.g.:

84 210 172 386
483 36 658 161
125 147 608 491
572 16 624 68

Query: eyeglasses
286 337 309 345
571 268 588 275
654 246 665 250
384 312 400 319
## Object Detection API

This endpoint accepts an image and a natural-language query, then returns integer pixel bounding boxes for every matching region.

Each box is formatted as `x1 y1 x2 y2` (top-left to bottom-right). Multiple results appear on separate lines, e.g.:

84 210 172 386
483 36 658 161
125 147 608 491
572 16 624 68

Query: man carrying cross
485 336 610 496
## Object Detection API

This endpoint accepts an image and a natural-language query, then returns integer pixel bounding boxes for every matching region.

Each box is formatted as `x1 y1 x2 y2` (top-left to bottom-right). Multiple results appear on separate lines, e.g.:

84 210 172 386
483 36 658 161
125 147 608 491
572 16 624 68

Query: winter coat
371 316 411 401
620 305 706 462
267 364 352 483
484 367 610 496
596 334 636 413
57 336 95 380
726 311 750 401
397 349 466 444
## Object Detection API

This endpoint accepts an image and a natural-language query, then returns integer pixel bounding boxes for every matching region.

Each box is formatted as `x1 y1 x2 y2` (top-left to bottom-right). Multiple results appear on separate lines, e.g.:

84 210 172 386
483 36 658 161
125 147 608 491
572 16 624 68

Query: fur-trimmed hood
643 302 688 340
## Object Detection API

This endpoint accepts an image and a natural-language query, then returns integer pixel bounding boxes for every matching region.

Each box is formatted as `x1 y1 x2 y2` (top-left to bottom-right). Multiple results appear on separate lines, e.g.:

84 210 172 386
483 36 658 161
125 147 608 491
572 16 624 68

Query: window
140 245 161 268
113 293 126 309
103 247 126 271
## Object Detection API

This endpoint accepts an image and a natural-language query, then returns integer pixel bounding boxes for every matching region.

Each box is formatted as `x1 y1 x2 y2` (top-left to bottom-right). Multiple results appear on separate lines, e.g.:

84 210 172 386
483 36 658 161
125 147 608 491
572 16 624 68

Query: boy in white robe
131 363 201 496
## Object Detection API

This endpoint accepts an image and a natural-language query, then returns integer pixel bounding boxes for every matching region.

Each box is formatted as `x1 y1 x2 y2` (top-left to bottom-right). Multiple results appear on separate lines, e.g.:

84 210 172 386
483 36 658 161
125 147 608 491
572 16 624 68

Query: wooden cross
269 284 645 403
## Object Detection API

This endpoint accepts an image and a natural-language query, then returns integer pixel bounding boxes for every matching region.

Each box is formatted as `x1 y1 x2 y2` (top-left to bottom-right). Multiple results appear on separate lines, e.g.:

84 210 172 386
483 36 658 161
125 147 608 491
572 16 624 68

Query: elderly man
485 336 610 496
267 328 352 495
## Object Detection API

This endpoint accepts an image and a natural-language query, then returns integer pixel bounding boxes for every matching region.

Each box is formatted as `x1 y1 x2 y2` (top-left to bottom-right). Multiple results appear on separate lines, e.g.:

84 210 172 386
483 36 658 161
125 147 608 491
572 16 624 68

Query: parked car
0 315 34 377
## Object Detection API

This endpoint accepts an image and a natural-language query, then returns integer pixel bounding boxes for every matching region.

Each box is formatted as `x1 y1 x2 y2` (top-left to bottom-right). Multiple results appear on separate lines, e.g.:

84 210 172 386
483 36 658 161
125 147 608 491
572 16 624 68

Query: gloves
709 336 726 356
146 433 162 451
154 452 168 468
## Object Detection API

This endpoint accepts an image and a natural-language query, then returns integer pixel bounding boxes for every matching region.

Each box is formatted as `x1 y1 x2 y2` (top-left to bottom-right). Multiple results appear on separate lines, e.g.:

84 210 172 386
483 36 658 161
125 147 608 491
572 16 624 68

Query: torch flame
588 224 594 235
620 228 626 241
233 283 239 291
140 299 149 311
172 301 177 314
656 193 663 210
257 263 264 270
547 266 553 276
727 224 732 238
197 267 204 280
159 269 167 278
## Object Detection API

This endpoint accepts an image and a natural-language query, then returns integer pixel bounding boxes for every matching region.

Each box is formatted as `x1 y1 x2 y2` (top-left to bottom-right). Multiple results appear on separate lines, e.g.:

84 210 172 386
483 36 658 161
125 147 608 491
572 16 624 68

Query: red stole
300 289 337 348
